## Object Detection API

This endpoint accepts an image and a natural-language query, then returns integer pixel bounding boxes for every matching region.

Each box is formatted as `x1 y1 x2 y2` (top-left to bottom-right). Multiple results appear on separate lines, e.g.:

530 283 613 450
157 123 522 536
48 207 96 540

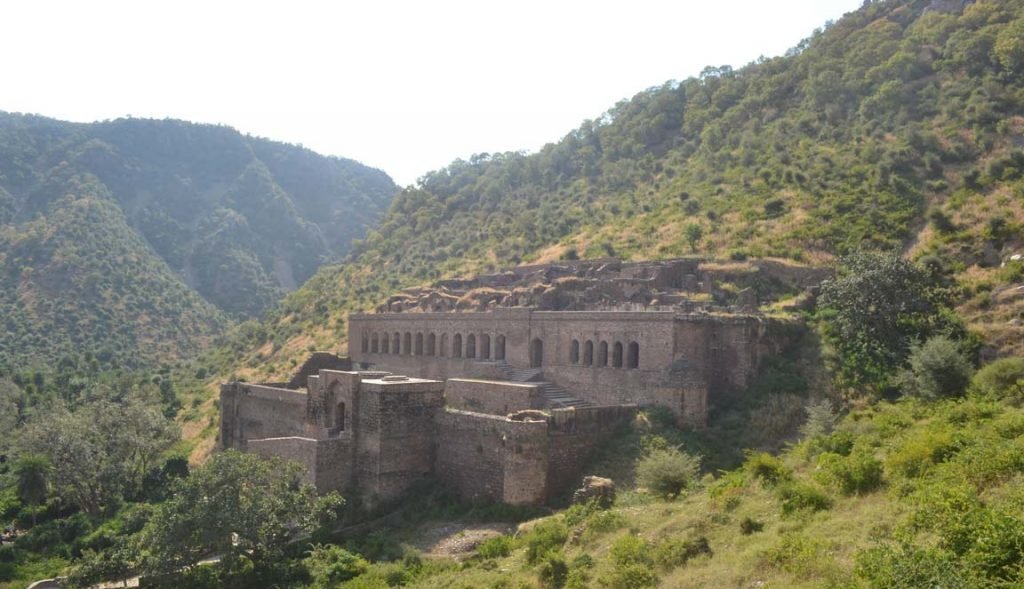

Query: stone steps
509 368 543 382
538 381 592 409
494 361 591 408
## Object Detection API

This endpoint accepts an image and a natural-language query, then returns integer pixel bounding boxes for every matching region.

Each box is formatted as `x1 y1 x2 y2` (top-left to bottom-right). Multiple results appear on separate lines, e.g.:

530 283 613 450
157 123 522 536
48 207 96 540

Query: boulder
572 475 616 508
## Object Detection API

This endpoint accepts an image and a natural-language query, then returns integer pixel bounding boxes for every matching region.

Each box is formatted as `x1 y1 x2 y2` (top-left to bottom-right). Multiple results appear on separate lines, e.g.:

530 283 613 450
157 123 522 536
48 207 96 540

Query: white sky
2 0 863 186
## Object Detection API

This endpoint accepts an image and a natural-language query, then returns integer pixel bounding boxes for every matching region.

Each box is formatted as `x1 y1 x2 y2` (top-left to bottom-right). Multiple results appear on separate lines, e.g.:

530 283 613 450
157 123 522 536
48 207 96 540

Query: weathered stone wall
435 409 548 505
546 406 636 500
445 379 544 414
314 437 352 493
348 310 793 425
288 352 353 389
247 436 320 486
353 377 446 507
527 311 676 406
220 383 308 449
350 308 533 378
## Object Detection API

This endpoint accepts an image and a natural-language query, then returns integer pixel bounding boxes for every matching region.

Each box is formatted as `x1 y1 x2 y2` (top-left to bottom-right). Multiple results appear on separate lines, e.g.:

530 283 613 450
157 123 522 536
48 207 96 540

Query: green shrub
777 482 832 516
476 535 514 559
538 551 569 589
525 520 569 564
799 399 838 440
886 427 958 478
304 544 370 587
610 534 653 567
898 336 974 399
971 357 1024 398
805 429 856 458
743 452 792 487
635 448 701 498
992 412 1024 439
579 509 626 543
762 533 827 576
815 449 885 495
740 517 764 535
855 544 971 588
652 535 711 570
602 564 659 589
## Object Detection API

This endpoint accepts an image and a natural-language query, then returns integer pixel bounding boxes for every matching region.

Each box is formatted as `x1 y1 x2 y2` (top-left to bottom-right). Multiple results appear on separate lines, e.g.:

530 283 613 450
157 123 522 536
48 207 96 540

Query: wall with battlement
445 378 544 414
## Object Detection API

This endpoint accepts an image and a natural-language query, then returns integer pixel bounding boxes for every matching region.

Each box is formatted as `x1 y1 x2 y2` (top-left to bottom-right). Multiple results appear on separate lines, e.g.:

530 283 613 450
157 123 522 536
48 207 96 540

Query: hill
197 0 1024 389
0 114 397 369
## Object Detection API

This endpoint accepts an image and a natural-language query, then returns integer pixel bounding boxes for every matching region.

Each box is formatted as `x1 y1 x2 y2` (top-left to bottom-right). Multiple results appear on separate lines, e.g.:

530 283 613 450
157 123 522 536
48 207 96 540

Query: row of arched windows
569 339 639 369
361 331 507 361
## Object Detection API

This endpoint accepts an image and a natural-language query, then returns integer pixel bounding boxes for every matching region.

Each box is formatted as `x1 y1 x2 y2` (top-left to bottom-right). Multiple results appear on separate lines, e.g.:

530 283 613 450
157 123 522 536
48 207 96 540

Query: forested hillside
201 0 1024 385
0 114 397 369
6 1 1024 587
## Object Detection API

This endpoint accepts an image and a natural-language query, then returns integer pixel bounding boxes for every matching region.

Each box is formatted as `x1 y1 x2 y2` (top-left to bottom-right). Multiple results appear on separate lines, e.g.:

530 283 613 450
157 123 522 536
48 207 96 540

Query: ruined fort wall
247 437 320 486
545 406 636 500
672 315 794 397
314 437 353 494
349 308 533 379
353 380 446 506
435 410 548 505
445 379 544 414
528 311 676 406
220 383 308 449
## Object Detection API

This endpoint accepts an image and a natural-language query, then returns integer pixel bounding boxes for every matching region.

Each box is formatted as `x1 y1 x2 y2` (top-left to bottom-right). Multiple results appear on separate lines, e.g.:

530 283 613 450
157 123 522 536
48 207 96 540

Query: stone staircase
493 361 591 409
538 381 590 409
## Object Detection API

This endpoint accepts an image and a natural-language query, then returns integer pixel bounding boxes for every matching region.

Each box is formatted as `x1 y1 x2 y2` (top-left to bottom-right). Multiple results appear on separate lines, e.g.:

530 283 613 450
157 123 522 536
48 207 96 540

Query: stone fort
221 257 824 507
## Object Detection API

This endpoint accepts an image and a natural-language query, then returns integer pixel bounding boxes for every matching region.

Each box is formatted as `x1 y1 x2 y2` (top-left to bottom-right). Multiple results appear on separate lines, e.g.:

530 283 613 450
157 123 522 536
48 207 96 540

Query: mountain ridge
0 113 398 369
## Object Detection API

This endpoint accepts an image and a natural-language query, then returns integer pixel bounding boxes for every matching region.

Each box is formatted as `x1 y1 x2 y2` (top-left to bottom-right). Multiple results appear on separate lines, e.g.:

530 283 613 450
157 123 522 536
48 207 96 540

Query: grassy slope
341 391 1024 588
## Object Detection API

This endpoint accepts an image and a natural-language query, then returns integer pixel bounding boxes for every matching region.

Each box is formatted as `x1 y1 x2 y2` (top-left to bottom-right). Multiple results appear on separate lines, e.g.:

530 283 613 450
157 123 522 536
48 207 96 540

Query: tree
818 251 955 393
684 223 704 252
17 393 178 513
636 448 701 498
14 453 50 525
138 451 342 580
898 336 973 399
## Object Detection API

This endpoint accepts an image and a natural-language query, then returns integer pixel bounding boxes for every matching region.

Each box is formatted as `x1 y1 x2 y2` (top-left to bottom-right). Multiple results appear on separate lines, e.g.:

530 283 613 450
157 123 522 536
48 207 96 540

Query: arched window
415 332 424 355
427 333 436 356
361 334 369 353
481 334 491 360
403 332 412 355
371 333 379 353
392 332 400 354
453 334 463 358
570 340 580 364
584 340 594 366
467 334 477 358
612 342 623 368
627 341 640 369
598 341 608 367
495 335 506 360
381 332 390 354
440 333 449 357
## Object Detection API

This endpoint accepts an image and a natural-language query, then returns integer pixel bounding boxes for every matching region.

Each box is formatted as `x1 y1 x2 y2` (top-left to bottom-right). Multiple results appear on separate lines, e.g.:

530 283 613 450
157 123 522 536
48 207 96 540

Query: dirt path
408 522 515 559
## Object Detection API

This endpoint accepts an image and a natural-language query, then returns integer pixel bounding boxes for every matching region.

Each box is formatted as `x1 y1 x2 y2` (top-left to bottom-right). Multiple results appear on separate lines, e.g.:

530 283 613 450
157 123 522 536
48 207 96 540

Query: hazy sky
3 0 863 186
